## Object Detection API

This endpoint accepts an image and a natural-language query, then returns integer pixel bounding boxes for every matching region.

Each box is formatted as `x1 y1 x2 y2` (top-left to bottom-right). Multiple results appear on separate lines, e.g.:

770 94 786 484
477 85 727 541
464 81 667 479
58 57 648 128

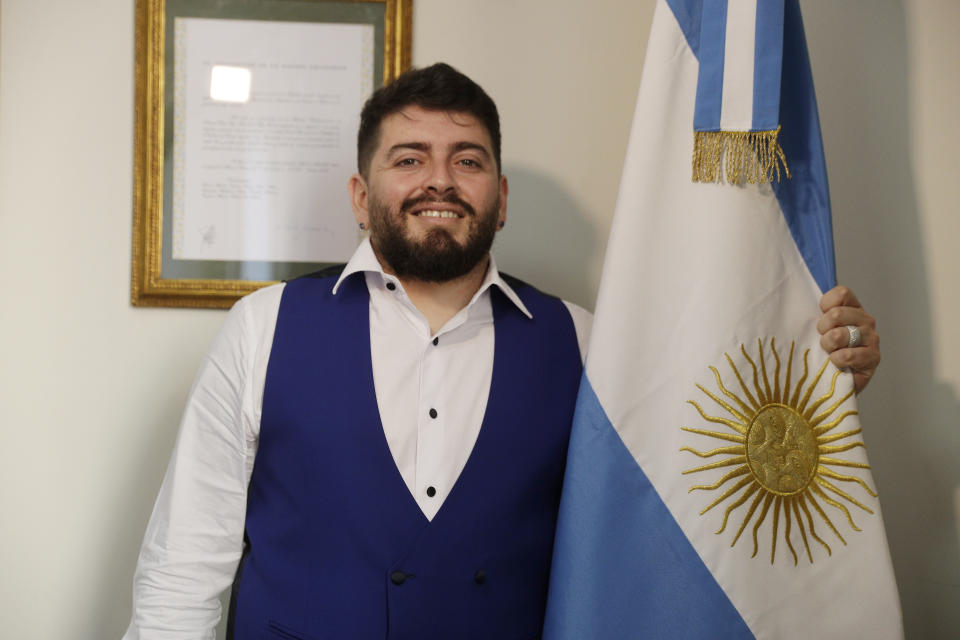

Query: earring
498 221 505 229
359 223 365 230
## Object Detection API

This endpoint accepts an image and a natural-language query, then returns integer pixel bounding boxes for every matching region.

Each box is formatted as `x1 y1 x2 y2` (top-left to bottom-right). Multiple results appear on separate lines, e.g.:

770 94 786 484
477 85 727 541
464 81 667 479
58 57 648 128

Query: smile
413 210 462 219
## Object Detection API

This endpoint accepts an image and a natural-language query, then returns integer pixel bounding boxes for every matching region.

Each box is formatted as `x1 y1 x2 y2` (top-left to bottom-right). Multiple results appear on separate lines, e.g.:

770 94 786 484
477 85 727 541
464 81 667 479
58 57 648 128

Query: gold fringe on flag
692 126 791 184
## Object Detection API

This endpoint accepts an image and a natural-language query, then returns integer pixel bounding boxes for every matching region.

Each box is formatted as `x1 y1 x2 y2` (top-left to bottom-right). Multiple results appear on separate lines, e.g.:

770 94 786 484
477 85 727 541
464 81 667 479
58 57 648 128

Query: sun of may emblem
681 339 878 565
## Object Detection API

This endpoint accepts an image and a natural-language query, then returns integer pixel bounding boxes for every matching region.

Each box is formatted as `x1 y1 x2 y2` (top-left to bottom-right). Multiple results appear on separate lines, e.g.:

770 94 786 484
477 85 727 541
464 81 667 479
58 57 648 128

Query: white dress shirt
124 239 592 639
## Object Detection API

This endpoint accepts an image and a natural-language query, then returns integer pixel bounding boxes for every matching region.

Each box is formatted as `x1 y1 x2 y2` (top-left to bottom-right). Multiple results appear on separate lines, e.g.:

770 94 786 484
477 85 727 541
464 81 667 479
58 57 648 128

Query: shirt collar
332 238 533 319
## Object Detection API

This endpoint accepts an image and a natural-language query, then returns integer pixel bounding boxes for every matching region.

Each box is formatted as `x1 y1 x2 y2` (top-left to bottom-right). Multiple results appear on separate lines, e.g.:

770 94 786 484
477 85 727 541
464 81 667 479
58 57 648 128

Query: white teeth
416 210 459 218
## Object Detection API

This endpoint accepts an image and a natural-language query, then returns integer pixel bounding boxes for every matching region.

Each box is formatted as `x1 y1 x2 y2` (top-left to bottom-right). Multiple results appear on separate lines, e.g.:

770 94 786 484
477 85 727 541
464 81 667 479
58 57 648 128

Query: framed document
132 0 412 308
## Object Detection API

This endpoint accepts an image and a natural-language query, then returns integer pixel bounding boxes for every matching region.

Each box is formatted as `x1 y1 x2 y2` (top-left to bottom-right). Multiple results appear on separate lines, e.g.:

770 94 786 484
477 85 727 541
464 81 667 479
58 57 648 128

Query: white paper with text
173 17 373 263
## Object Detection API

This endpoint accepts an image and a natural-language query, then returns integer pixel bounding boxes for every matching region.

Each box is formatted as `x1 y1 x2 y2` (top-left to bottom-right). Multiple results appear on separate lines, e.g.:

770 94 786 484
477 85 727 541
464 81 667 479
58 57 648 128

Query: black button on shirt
426 486 436 497
386 282 396 291
429 408 438 419
432 337 439 346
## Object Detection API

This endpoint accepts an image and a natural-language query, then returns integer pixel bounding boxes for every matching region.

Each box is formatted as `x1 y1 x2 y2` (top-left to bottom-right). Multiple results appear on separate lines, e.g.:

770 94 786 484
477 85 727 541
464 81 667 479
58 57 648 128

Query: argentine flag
544 1 902 638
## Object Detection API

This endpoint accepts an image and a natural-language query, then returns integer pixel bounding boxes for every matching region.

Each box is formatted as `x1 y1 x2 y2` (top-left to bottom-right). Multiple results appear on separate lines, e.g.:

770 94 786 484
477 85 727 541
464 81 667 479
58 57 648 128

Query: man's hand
817 285 880 394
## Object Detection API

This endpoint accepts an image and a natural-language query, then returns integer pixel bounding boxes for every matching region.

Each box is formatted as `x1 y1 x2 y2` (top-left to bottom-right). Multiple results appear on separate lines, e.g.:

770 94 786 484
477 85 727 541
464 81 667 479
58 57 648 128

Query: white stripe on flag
720 0 758 130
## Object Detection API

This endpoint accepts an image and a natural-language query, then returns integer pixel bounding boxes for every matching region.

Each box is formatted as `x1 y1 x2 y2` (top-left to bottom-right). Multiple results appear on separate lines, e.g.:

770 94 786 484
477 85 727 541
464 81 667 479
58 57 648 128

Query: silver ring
845 325 861 348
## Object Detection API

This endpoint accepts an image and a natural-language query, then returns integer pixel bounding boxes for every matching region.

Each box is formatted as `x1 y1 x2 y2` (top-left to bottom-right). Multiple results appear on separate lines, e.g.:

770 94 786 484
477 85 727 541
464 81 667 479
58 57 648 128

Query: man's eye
458 158 480 168
396 158 419 166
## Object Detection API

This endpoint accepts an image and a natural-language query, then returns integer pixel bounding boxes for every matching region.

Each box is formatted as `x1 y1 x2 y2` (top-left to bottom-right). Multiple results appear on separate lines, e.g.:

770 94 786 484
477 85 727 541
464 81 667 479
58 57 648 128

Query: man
125 63 880 639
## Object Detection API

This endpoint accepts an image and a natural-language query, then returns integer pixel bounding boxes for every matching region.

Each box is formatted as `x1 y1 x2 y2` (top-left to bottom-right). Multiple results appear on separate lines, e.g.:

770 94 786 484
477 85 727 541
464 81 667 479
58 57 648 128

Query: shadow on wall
493 165 600 311
805 2 960 638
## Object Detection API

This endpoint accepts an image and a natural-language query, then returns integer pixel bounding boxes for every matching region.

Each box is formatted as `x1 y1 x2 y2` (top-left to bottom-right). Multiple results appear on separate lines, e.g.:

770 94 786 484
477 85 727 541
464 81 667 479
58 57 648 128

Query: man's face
349 105 507 282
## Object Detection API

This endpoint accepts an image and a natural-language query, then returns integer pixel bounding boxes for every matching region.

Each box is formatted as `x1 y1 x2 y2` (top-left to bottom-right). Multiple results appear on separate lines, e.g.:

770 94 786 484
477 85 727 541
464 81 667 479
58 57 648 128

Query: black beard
369 194 499 283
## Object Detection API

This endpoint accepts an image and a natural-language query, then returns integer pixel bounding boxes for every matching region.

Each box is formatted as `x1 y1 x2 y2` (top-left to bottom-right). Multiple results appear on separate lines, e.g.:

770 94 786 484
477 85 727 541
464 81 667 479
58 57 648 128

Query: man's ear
497 174 508 229
348 173 370 229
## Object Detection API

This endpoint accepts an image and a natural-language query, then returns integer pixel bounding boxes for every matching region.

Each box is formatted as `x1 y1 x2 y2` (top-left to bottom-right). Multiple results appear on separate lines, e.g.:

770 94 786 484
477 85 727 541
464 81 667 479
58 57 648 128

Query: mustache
400 194 476 217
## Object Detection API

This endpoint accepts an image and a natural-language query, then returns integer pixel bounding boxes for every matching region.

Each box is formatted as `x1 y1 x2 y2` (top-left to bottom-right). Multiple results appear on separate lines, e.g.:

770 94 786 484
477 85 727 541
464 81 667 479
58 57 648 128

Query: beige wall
804 3 960 637
0 1 955 637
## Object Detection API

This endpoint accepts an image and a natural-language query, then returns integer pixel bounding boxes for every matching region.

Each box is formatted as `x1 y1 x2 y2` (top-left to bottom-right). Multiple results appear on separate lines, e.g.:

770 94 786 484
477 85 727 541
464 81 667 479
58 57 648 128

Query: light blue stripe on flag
693 0 727 131
752 0 785 130
542 376 753 640
770 0 835 292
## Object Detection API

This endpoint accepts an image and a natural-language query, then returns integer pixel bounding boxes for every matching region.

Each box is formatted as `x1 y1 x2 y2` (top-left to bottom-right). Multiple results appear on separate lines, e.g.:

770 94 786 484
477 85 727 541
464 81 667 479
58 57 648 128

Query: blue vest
230 272 582 639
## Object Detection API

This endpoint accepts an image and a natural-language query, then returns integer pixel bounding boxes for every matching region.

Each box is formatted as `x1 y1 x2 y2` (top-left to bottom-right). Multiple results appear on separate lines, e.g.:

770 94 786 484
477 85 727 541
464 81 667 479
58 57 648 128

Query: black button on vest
474 569 486 585
390 571 407 585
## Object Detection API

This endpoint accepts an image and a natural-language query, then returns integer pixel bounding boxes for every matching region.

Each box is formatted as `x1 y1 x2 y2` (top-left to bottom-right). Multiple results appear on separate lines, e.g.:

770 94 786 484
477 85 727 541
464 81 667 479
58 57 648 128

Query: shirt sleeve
123 285 282 639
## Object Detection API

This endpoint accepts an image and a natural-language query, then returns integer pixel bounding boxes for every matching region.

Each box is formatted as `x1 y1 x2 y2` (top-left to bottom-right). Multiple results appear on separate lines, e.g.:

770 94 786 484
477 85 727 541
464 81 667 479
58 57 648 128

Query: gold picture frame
132 0 412 308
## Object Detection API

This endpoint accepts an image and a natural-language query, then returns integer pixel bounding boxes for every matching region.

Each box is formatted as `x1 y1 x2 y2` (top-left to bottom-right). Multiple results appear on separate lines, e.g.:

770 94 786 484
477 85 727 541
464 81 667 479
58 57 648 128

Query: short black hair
357 63 502 177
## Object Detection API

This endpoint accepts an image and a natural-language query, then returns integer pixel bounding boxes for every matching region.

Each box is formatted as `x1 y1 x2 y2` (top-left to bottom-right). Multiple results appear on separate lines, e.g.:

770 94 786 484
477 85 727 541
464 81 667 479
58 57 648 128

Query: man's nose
424 162 455 194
